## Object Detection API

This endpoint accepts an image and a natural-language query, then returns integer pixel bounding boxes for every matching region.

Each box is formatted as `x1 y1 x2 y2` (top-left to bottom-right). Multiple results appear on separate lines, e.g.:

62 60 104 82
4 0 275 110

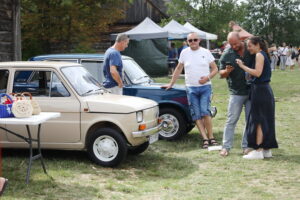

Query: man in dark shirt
219 32 254 156
103 34 129 95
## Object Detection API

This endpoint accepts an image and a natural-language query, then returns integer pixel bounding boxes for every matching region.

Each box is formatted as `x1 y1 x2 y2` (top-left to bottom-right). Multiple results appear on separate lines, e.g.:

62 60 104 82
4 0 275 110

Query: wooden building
0 0 21 61
96 0 170 52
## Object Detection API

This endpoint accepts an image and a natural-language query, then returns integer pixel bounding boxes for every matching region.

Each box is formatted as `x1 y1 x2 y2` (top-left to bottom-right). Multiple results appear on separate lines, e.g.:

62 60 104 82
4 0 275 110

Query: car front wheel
159 107 187 140
87 128 127 167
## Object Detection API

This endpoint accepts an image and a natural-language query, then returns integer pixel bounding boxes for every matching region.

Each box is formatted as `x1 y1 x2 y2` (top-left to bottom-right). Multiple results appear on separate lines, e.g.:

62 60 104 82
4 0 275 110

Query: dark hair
248 36 270 59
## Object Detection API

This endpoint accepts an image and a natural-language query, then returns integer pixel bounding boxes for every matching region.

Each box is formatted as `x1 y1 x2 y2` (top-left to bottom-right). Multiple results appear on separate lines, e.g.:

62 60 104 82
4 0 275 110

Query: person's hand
161 83 173 90
236 59 243 67
199 76 209 84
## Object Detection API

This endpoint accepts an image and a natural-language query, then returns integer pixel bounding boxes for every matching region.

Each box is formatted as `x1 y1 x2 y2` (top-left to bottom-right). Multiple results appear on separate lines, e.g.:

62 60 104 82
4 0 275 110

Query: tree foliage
242 0 300 46
21 0 126 59
165 0 300 46
165 0 247 43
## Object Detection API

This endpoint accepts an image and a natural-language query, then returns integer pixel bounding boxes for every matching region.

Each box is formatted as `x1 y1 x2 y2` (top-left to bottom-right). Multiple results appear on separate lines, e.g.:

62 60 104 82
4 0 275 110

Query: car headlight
136 111 143 123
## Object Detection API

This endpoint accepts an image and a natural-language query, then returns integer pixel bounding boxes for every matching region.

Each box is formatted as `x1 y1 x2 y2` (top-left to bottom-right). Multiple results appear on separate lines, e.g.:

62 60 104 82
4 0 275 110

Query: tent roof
111 17 168 41
163 20 191 39
232 24 253 40
183 22 218 40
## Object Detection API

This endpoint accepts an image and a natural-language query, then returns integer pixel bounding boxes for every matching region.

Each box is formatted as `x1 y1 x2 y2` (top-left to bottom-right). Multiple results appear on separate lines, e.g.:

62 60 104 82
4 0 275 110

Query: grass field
1 67 300 200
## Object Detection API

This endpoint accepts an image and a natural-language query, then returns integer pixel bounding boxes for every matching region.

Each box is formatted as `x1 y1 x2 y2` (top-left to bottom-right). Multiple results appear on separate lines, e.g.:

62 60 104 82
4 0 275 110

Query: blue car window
13 70 70 97
51 72 70 97
0 70 9 93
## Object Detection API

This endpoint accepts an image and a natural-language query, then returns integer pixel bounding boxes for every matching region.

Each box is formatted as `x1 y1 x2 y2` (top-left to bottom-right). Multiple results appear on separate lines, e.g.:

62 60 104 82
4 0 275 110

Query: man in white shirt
278 42 288 70
163 32 219 148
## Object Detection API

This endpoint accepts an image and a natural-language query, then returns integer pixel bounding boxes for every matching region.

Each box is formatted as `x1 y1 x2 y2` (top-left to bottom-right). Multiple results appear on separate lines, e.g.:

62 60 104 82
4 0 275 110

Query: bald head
227 32 242 51
227 32 240 41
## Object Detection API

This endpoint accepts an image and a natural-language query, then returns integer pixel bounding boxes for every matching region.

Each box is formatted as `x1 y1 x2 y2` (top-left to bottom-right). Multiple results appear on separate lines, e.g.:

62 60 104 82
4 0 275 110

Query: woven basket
22 92 41 115
12 93 33 118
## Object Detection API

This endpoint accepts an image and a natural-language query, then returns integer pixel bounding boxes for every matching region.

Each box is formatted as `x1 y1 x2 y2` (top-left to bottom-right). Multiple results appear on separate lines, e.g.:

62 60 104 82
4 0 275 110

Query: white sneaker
243 150 264 160
263 150 272 158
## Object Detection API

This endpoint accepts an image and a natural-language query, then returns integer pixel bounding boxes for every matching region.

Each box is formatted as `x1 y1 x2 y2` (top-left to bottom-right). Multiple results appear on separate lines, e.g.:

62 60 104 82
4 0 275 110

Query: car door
6 68 81 144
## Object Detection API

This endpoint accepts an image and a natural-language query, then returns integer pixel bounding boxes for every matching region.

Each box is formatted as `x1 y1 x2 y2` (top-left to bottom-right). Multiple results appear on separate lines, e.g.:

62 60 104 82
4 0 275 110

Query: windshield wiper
81 90 94 96
134 75 149 82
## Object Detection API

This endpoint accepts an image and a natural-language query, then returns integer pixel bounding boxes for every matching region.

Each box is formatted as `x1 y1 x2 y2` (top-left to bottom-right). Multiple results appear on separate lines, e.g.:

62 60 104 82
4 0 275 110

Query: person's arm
199 61 219 84
110 65 123 88
219 66 234 78
162 62 184 90
236 53 264 77
218 51 234 78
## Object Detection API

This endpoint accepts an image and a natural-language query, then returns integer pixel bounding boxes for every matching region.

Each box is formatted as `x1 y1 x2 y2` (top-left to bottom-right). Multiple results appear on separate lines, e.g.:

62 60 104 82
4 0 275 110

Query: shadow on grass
2 148 198 181
155 130 224 153
1 179 101 200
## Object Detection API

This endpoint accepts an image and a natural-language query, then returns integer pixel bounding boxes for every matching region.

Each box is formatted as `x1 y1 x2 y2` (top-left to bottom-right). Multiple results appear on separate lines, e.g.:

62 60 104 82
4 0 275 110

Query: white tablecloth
0 112 61 125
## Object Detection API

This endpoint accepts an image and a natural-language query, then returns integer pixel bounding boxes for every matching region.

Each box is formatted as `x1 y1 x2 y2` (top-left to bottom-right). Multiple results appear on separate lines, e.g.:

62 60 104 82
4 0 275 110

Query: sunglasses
188 39 199 43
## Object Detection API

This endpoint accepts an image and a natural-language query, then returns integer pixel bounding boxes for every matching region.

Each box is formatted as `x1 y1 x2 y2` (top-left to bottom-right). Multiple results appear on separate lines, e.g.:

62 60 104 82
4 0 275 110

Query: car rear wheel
128 141 149 155
87 128 127 167
159 107 187 140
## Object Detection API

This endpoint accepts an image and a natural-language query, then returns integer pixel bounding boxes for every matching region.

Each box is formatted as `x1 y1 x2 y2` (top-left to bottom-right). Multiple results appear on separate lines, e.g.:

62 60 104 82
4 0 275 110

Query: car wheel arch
158 102 189 121
85 121 129 148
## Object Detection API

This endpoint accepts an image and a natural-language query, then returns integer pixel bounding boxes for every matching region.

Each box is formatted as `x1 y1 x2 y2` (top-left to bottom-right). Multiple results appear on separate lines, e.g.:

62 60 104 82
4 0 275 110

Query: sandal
209 138 218 146
202 139 209 149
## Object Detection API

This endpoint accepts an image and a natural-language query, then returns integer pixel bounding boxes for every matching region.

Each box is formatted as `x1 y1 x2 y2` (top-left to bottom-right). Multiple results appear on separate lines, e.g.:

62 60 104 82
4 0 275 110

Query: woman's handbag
12 93 33 118
0 93 14 118
22 92 41 115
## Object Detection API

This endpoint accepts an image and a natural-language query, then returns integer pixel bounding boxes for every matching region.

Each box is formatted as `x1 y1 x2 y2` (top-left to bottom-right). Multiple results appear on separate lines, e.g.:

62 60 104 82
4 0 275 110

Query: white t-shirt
178 47 215 87
279 47 288 56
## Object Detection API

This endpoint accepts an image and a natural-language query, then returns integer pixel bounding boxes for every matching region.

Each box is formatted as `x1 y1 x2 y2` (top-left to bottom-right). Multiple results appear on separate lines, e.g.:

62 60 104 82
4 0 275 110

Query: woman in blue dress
236 36 278 159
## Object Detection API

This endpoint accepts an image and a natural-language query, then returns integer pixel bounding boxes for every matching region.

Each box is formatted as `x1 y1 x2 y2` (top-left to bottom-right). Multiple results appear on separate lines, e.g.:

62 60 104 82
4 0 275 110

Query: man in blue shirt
103 34 129 94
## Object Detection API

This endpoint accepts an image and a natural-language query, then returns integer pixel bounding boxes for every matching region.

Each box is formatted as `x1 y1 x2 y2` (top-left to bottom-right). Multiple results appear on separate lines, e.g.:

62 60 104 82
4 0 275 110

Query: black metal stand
0 124 47 184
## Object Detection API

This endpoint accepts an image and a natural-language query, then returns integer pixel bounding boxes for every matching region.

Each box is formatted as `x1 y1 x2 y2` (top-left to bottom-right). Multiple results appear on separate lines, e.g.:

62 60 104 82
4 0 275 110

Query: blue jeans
222 95 251 150
186 85 211 121
280 55 287 70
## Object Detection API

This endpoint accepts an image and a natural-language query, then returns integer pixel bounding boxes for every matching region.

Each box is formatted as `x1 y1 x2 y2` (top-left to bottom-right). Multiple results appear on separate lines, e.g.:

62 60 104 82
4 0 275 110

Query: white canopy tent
183 22 218 49
110 17 169 76
111 17 168 41
163 19 191 39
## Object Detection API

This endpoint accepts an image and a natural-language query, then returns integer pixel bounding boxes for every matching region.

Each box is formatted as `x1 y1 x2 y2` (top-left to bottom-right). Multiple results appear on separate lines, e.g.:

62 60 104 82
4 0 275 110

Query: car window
0 70 9 93
61 66 102 96
80 60 104 83
13 70 70 97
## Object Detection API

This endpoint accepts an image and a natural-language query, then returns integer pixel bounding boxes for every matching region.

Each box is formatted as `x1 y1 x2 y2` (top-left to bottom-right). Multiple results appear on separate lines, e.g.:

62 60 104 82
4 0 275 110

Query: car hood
83 93 158 113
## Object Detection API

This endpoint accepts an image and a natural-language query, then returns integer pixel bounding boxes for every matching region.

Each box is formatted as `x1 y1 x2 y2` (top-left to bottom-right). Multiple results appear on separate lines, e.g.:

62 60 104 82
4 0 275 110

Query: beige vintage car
0 61 161 167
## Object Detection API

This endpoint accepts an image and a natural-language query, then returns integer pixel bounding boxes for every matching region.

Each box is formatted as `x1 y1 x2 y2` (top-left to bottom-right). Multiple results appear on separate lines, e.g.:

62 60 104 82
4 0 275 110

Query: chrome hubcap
159 113 179 138
93 135 118 162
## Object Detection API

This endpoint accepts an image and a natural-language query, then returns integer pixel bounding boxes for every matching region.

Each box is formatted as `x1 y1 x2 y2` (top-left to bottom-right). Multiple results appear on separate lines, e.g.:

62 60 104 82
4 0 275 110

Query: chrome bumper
132 123 162 138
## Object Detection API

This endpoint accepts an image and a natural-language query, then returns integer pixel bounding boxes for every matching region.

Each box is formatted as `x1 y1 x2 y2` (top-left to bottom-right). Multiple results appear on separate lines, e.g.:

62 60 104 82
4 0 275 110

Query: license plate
149 133 159 144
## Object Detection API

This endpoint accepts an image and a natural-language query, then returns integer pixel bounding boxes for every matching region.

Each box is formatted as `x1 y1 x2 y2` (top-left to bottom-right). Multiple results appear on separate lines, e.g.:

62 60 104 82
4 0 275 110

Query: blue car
30 54 216 140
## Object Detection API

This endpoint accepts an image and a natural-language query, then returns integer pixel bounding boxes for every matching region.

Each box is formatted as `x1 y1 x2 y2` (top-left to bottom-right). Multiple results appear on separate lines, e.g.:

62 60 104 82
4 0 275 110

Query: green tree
242 0 300 45
165 0 247 43
21 0 127 60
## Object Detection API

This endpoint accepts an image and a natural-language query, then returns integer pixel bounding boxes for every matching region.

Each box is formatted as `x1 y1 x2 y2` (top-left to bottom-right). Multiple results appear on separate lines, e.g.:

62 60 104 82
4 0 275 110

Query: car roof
0 61 82 68
29 53 132 60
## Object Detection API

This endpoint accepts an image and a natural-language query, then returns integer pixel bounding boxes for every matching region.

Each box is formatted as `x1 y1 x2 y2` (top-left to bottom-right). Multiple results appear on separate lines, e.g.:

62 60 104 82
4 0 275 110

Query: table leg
25 124 47 184
25 125 33 184
37 124 47 174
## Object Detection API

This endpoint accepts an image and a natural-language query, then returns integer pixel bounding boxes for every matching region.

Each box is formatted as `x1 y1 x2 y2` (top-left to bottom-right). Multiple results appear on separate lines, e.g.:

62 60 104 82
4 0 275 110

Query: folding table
0 112 60 184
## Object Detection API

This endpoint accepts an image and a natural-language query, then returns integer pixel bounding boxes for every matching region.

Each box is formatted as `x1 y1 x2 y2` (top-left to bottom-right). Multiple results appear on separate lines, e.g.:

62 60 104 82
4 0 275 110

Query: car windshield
123 59 152 84
61 66 104 96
